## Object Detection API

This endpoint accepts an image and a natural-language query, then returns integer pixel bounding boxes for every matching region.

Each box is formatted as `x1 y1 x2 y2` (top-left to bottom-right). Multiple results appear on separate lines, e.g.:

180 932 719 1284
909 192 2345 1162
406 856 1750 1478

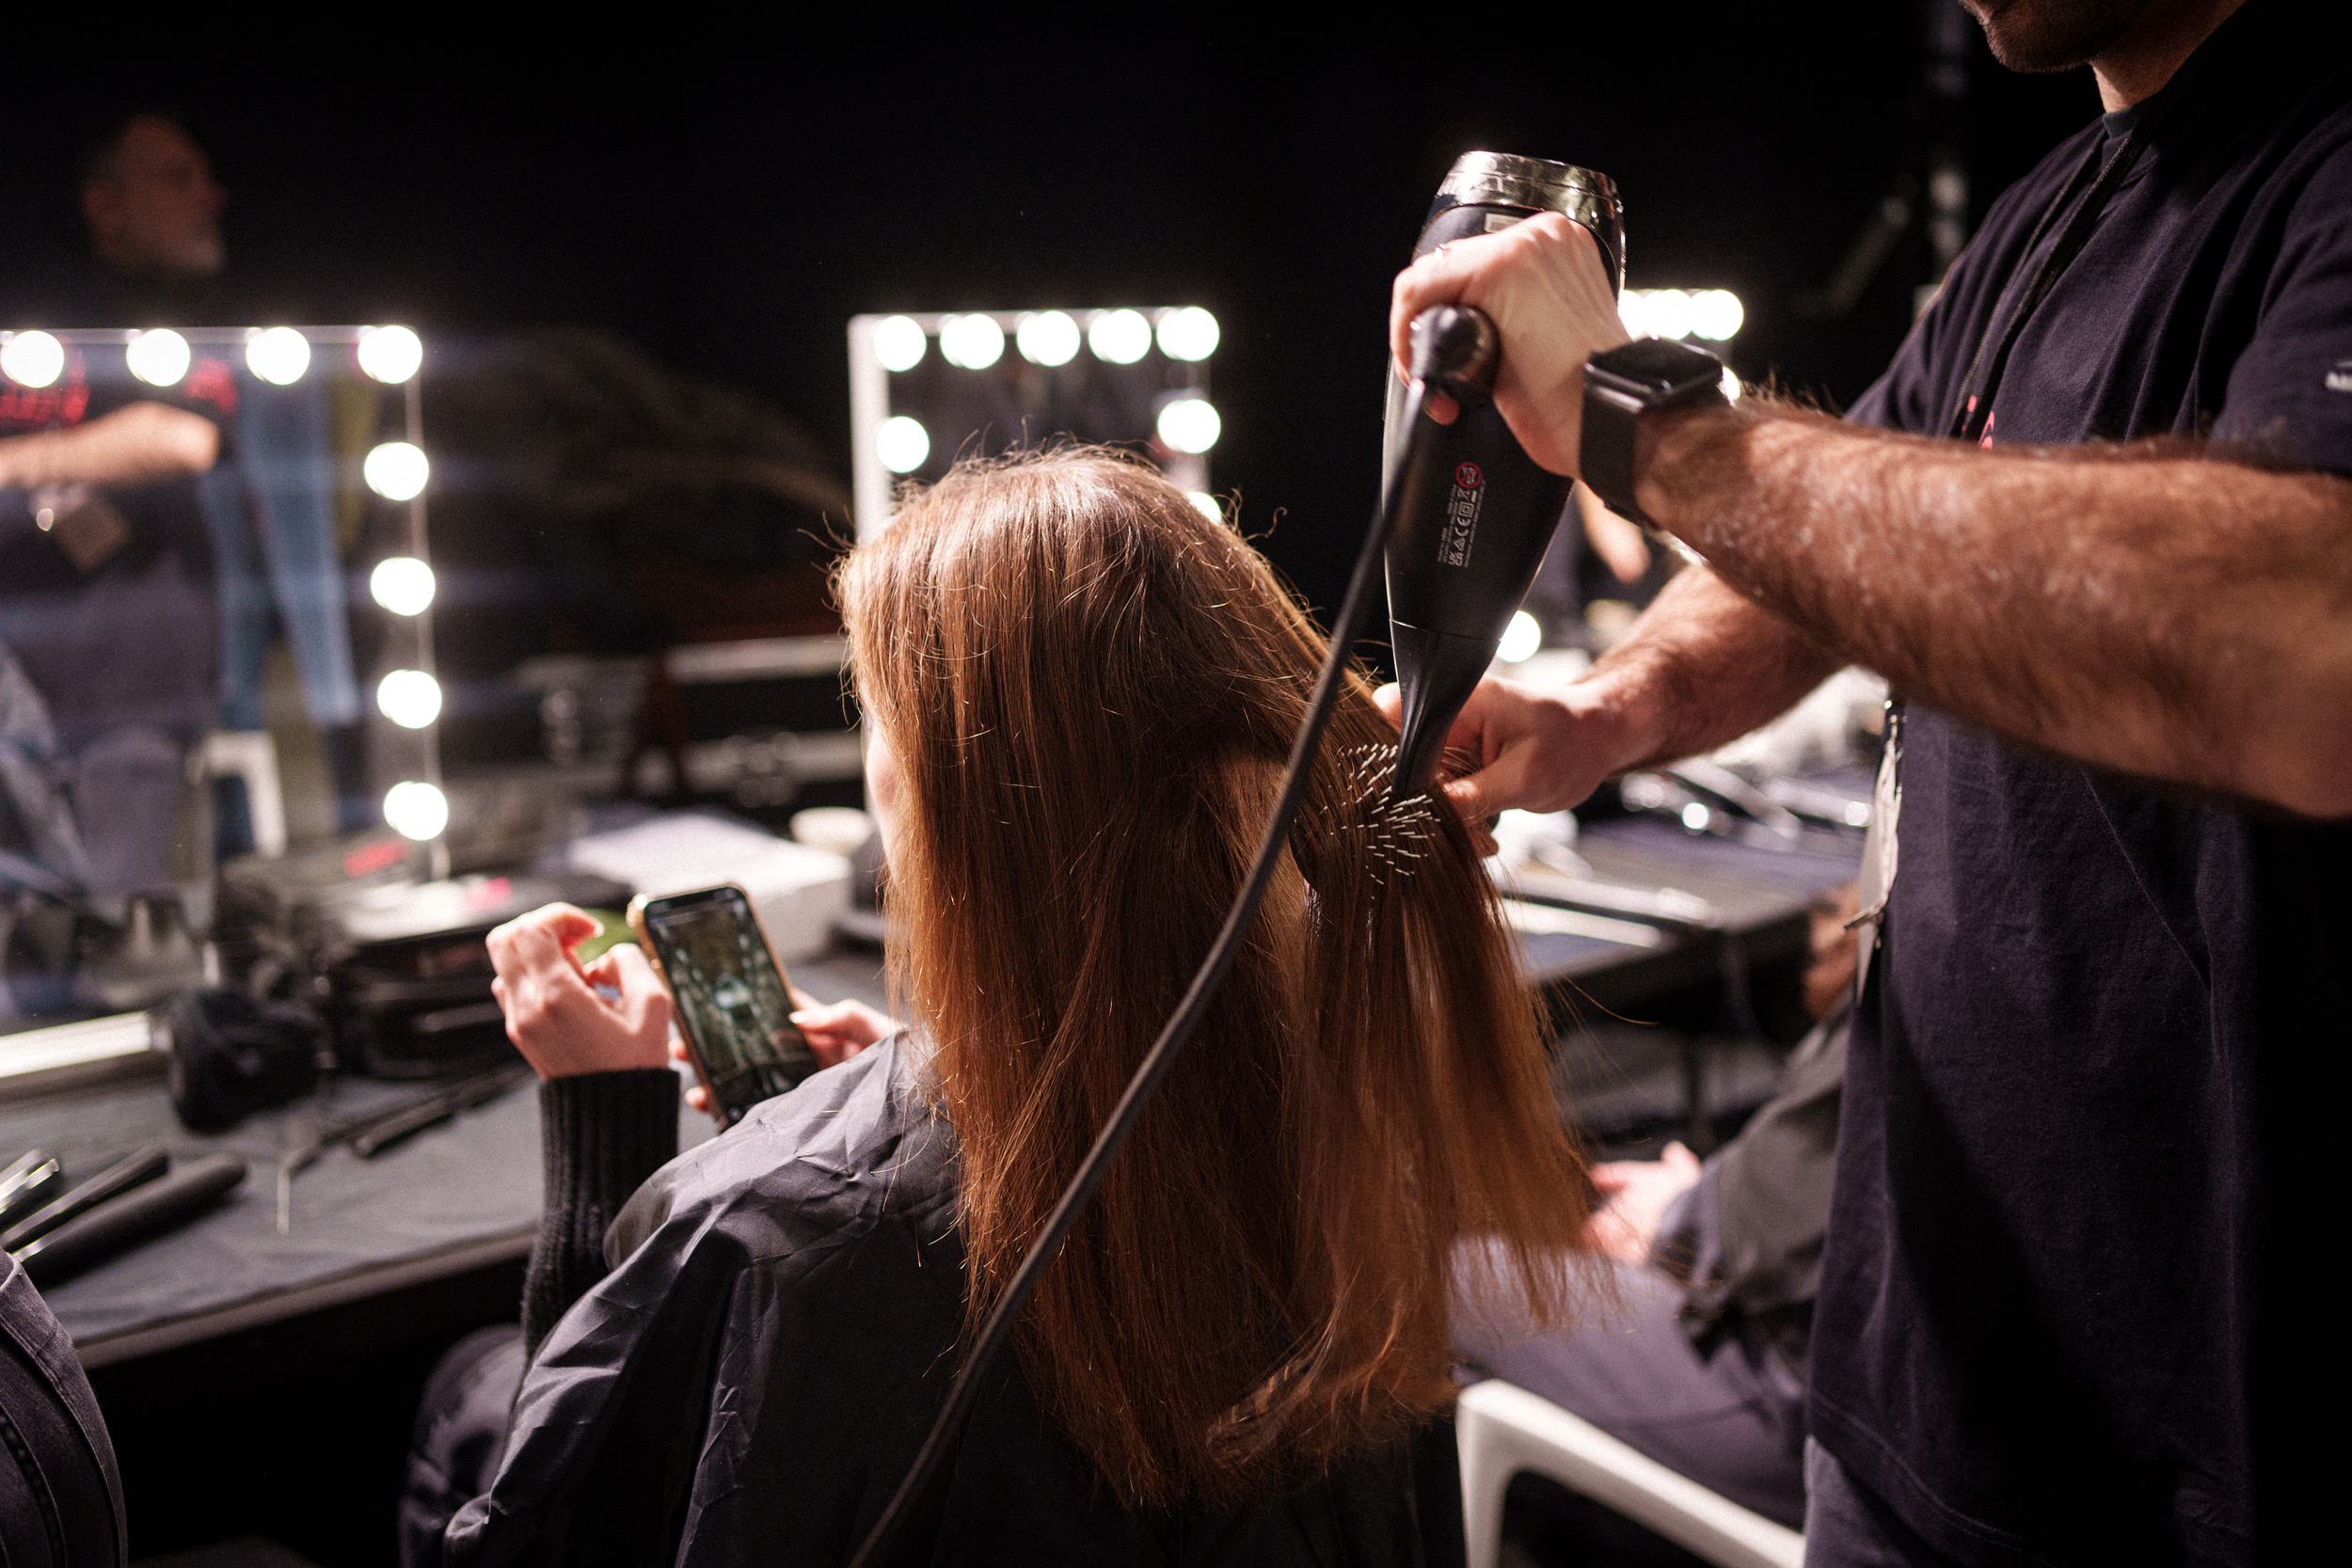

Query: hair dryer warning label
1438 462 1485 567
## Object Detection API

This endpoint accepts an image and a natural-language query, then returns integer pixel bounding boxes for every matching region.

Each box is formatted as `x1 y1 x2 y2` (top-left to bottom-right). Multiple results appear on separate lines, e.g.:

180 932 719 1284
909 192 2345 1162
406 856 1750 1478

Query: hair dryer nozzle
1389 620 1499 802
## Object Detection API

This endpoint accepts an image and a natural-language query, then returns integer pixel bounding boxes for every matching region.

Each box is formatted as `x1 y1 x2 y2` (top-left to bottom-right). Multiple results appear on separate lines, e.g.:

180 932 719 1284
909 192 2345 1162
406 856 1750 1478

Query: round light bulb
872 315 927 372
1187 491 1222 522
1680 800 1712 833
126 329 191 388
364 441 430 501
1689 290 1745 341
1643 289 1693 341
939 314 1005 371
1616 292 1649 339
1156 396 1221 454
384 780 450 841
0 332 65 389
1497 610 1542 664
1721 367 1743 404
246 327 311 386
371 556 437 615
878 416 930 474
376 669 443 729
357 325 424 384
1156 307 1219 362
1089 309 1152 365
1015 310 1080 368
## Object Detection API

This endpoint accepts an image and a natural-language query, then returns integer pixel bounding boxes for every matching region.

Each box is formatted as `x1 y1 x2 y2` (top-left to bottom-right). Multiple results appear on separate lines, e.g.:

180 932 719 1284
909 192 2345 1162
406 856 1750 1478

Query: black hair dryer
1384 153 1625 800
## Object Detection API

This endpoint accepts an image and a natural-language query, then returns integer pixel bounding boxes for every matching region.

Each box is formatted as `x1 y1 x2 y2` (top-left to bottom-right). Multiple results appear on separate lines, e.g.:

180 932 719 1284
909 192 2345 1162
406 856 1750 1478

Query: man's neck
2091 0 2252 109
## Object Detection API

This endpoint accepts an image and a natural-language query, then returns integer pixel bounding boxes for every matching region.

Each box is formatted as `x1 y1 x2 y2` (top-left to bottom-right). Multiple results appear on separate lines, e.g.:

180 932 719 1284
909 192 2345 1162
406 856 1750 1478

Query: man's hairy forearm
1586 564 1840 776
0 402 219 489
1637 400 2352 817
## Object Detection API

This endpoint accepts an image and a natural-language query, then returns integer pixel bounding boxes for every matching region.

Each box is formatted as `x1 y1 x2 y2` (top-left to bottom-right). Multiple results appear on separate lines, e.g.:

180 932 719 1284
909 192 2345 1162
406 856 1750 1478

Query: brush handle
17 1154 246 1288
0 1147 169 1254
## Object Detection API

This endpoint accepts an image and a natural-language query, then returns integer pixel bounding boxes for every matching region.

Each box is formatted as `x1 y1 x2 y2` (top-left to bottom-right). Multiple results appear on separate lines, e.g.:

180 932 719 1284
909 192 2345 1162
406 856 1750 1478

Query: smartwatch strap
1581 385 1648 526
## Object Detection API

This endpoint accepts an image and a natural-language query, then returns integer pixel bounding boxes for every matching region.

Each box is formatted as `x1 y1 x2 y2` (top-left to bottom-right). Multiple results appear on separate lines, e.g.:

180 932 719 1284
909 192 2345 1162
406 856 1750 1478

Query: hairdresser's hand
488 904 671 1080
1584 1142 1704 1266
669 988 901 1115
1374 672 1644 824
1390 213 1629 476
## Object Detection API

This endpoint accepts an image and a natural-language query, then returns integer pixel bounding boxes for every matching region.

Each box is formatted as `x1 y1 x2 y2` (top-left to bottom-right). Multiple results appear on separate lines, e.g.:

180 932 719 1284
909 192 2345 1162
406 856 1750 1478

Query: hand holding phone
629 886 822 1130
669 989 899 1117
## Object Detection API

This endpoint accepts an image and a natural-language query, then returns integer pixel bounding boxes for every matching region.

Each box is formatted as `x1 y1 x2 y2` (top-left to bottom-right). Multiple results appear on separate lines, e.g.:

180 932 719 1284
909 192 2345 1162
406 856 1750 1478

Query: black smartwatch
1580 338 1730 527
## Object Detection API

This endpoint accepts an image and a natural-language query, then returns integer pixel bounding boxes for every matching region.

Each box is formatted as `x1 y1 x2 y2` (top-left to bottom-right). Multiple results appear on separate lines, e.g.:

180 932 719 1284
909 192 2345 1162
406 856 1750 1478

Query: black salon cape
445 1037 1438 1567
1820 4 2352 1563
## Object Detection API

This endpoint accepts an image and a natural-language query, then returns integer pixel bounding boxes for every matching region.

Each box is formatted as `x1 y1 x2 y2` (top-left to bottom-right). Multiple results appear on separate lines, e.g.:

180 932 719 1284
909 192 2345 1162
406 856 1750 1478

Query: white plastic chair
1456 1378 1804 1568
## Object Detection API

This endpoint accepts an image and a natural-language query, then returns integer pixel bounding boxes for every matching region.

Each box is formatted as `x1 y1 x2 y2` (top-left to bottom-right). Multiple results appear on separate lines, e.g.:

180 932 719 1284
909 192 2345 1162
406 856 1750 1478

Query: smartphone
627 885 819 1129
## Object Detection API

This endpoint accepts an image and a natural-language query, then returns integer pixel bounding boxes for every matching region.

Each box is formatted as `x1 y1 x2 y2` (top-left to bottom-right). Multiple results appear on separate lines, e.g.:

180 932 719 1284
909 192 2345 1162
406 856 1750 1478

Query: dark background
0 13 2101 631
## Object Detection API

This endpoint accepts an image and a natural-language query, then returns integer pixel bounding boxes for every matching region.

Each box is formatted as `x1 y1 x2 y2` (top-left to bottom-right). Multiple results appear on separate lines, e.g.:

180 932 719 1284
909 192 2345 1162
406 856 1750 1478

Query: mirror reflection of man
0 111 233 995
79 112 227 298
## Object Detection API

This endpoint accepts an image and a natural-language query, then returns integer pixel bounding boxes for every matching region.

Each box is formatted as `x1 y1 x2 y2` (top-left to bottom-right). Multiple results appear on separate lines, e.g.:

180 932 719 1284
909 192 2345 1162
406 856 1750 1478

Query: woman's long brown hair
841 450 1592 1510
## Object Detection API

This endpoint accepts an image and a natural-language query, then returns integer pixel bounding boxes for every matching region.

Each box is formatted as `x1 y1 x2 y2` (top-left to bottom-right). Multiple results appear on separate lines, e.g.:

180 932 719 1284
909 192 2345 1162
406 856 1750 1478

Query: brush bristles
1331 744 1439 883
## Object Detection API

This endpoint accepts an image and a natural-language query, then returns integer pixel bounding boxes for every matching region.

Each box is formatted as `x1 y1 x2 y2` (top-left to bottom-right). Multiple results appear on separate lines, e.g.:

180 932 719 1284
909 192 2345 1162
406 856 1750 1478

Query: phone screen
636 886 818 1125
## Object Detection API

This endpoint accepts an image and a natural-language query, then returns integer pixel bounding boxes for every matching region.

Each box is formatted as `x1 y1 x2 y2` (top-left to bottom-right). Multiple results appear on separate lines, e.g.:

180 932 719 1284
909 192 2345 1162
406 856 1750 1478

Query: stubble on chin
1962 0 2153 72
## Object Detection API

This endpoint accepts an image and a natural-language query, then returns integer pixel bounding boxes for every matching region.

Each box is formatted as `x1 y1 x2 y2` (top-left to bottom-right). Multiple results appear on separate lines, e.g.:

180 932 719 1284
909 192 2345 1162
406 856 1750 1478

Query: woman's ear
865 724 907 871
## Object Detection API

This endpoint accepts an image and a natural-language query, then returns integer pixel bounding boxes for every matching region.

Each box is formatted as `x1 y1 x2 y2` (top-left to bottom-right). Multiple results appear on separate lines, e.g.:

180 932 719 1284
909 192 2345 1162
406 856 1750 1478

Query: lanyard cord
1947 50 2214 443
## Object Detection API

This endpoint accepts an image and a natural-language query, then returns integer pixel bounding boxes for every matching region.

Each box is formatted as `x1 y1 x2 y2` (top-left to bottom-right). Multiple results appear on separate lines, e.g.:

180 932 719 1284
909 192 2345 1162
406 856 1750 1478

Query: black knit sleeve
522 1069 680 1360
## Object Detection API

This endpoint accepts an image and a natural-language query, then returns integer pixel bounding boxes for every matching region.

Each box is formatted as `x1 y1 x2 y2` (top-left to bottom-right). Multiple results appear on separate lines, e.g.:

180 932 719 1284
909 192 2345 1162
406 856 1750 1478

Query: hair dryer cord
847 308 1490 1567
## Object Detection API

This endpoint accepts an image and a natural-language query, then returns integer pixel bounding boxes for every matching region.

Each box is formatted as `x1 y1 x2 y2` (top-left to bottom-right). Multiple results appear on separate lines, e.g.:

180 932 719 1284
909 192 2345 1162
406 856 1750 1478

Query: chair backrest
0 1252 127 1567
1455 1378 1802 1568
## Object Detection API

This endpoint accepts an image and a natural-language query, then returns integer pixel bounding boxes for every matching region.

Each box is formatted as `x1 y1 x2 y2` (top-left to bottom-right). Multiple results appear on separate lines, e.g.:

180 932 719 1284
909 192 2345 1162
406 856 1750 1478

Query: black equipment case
215 833 629 1078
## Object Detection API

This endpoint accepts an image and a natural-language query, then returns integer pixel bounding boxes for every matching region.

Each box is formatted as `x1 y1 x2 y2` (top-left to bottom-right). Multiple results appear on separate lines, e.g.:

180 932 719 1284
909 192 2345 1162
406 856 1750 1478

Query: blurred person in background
1455 888 1857 1531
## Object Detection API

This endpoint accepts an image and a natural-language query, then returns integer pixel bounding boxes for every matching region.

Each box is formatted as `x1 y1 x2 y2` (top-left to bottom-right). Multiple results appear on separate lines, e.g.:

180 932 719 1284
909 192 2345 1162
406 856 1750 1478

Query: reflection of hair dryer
1384 153 1624 800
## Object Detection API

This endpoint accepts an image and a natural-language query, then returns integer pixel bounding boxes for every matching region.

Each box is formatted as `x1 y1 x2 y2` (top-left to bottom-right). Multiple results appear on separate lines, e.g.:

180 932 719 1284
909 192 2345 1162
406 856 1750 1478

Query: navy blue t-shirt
1824 4 2352 1563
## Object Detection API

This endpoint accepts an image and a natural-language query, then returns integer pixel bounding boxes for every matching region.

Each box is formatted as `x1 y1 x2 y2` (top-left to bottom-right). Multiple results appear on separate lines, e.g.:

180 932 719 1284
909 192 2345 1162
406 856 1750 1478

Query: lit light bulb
878 416 930 474
384 780 449 841
371 557 436 615
1089 309 1151 365
1156 307 1219 362
939 314 1005 370
357 325 423 384
1644 290 1693 341
364 441 430 501
1156 396 1220 454
872 315 927 372
126 329 191 388
1015 310 1079 368
246 327 311 385
1497 610 1542 664
0 332 64 389
1721 368 1742 404
376 669 443 729
1187 492 1222 522
1680 800 1712 833
1689 290 1744 341
1616 293 1649 339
